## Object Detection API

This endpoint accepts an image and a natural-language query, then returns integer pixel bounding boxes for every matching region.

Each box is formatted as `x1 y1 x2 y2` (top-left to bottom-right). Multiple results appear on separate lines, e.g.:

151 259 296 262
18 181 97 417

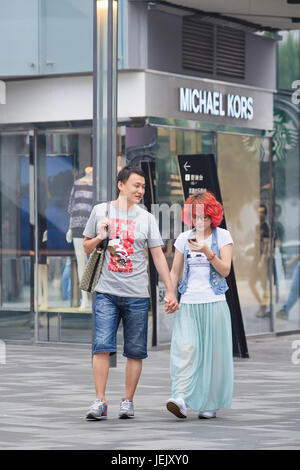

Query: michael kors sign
118 70 273 130
179 87 254 120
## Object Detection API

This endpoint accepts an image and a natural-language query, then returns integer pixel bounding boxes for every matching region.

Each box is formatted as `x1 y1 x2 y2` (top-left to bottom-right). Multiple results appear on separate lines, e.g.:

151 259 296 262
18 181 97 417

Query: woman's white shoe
198 410 217 419
166 397 187 418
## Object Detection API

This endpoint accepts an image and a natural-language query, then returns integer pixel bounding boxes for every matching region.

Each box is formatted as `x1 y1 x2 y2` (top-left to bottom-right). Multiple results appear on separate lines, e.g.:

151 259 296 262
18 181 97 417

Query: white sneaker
119 398 134 419
86 398 108 420
166 397 187 419
199 410 217 419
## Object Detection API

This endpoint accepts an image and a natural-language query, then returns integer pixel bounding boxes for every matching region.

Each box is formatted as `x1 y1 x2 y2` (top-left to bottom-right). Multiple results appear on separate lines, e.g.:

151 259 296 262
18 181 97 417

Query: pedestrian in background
249 204 270 318
166 191 234 419
276 253 300 321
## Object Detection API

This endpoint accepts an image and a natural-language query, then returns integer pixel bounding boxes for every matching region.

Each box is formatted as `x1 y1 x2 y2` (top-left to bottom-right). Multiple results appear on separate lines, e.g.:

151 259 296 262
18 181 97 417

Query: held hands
164 291 179 314
97 217 110 240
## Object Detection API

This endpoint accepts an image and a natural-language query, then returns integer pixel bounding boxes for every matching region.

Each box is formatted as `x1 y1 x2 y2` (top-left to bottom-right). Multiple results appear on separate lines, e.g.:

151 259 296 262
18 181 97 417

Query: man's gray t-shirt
83 202 163 297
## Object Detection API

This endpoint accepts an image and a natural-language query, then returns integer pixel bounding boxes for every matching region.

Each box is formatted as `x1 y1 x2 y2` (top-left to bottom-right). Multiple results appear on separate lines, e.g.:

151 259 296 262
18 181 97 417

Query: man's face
258 207 266 222
118 173 146 204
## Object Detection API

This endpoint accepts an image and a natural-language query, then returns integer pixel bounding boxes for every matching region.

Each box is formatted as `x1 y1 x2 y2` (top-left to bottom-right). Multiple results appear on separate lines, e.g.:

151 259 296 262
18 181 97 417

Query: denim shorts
93 293 150 360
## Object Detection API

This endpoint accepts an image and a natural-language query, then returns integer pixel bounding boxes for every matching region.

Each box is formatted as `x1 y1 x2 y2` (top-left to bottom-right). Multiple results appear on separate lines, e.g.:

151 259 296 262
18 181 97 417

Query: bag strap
106 201 111 238
102 201 111 249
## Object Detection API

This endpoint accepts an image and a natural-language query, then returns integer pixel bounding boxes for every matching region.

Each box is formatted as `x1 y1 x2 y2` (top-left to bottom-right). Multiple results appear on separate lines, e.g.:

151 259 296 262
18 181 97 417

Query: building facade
0 1 299 345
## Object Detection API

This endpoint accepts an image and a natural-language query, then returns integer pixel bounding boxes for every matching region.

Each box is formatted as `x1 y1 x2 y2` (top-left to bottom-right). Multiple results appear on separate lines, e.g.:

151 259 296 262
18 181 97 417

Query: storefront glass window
154 127 274 340
0 132 32 340
2 116 296 344
217 133 273 335
155 127 214 344
277 30 300 92
36 129 93 342
35 125 125 344
273 93 300 331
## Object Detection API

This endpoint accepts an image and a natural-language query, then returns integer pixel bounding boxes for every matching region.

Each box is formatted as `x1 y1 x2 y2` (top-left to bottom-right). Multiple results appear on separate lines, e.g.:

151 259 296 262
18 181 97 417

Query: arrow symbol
183 161 191 172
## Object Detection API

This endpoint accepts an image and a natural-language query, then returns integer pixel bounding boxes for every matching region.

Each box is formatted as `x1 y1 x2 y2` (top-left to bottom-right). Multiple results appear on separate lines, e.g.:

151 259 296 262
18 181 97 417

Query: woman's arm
170 249 184 291
188 240 232 278
207 244 232 277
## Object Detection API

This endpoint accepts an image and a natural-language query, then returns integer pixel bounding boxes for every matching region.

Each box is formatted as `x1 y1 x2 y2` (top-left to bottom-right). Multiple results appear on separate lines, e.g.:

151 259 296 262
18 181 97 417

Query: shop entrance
0 131 33 340
0 126 95 343
152 124 274 339
0 122 277 343
35 129 93 342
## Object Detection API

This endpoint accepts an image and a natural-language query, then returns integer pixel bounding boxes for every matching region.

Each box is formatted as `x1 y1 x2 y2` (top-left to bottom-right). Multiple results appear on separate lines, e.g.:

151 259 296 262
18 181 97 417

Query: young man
249 204 270 318
83 165 178 420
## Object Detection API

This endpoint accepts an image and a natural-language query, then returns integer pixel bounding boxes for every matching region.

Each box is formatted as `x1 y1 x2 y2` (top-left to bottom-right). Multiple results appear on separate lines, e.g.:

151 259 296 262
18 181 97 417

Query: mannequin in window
66 166 93 310
37 179 48 311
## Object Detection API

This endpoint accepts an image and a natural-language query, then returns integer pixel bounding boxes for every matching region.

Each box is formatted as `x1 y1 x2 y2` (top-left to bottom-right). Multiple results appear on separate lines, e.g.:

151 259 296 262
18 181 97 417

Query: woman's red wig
182 191 224 228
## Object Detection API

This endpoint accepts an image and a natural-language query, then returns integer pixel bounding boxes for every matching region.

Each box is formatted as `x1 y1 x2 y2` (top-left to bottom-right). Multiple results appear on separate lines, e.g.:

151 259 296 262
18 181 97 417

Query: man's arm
83 236 103 254
170 249 184 291
149 246 179 314
83 216 110 254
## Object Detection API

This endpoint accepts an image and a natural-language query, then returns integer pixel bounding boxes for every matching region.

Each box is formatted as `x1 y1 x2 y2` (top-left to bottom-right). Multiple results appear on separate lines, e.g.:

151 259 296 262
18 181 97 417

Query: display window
0 117 298 344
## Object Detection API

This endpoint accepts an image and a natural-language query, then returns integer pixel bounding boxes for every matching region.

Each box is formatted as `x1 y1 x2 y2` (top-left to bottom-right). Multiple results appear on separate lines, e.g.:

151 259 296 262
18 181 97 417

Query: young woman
166 191 234 419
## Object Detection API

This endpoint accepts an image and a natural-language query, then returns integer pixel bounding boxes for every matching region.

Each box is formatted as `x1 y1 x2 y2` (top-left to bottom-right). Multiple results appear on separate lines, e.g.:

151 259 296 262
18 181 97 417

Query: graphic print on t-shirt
187 251 209 267
107 218 136 273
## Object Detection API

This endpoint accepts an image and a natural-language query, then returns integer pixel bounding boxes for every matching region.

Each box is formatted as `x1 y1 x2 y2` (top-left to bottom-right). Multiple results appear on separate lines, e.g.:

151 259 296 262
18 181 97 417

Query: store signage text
179 87 254 120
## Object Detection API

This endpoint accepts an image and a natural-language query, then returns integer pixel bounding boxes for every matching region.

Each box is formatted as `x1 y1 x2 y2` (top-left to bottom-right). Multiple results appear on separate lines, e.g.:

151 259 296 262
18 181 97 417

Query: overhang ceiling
145 0 300 32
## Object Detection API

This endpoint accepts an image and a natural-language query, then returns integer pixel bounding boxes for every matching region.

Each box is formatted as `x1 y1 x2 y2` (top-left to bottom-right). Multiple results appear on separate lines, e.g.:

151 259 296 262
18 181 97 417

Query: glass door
155 127 215 344
0 131 33 340
36 129 94 343
217 133 273 335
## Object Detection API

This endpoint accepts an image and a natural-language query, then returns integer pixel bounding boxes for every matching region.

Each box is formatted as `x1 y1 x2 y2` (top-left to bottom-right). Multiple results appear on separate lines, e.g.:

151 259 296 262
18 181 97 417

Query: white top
174 227 233 304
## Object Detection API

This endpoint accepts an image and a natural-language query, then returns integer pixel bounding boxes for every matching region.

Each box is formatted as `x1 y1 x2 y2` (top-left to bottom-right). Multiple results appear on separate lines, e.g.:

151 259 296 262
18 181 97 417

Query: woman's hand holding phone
188 239 209 255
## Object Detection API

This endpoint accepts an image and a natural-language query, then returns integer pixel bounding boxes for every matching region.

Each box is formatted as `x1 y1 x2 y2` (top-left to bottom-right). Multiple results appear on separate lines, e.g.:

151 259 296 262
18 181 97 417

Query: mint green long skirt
170 301 234 412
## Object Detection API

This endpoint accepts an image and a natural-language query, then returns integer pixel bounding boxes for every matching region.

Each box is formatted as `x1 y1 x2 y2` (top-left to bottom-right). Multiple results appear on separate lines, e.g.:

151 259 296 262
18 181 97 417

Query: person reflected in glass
273 203 286 303
249 204 271 318
276 253 300 321
166 191 234 420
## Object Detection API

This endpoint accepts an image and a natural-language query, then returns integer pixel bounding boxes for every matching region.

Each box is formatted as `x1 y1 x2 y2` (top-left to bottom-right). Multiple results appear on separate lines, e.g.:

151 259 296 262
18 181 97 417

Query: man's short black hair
117 165 145 193
259 204 268 215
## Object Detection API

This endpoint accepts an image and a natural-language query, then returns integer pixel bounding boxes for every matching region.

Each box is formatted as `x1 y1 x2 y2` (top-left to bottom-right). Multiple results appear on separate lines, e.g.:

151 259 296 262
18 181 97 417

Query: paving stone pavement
0 334 300 450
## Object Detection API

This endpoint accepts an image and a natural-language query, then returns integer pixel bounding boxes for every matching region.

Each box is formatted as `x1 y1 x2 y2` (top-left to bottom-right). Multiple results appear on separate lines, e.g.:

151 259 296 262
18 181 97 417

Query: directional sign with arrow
183 161 191 172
